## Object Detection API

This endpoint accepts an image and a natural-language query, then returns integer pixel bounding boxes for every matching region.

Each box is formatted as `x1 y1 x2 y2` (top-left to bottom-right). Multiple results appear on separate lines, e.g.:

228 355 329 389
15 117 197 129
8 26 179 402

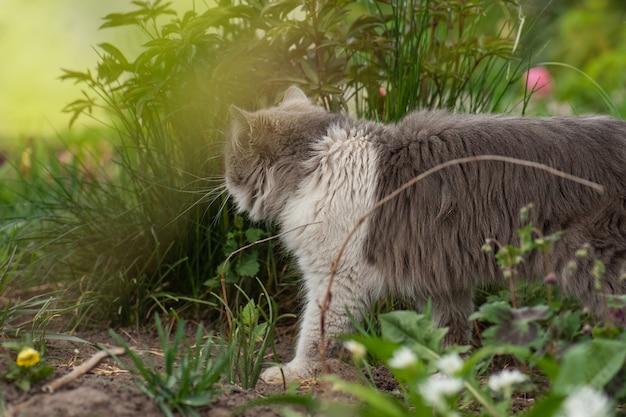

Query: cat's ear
229 105 254 143
281 86 309 106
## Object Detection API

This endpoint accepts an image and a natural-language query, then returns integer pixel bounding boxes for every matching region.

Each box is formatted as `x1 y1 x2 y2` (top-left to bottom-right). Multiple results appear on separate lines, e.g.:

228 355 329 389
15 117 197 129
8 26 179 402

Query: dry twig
42 346 126 393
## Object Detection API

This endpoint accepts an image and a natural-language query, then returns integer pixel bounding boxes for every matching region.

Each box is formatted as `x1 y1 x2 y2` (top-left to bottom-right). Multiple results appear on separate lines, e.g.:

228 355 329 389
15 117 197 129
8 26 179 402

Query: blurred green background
2 0 625 152
0 0 196 149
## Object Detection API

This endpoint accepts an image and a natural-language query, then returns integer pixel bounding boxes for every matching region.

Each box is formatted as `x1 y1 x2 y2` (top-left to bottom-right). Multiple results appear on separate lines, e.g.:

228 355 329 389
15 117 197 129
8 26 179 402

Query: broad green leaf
468 300 512 323
245 228 264 243
235 251 260 277
523 394 566 417
553 339 626 394
325 376 409 417
379 310 445 357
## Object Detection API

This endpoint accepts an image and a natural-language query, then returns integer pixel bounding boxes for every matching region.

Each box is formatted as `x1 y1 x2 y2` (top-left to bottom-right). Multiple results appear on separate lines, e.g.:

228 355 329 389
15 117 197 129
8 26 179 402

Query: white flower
559 386 612 417
343 340 366 361
436 353 464 376
487 369 528 393
419 375 464 410
388 346 417 369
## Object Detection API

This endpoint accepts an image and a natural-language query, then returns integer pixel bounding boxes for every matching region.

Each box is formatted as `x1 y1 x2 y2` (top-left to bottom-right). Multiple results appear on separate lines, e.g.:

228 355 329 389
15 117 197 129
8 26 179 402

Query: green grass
110 315 228 417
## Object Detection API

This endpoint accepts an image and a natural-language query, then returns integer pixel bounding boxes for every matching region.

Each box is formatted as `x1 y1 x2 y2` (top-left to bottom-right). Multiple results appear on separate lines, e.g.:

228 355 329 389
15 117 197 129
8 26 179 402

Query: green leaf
17 378 31 391
379 310 445 357
98 43 129 66
59 68 93 84
241 300 258 327
300 59 319 85
245 228 264 243
99 11 142 29
523 394 566 417
31 364 54 382
471 302 549 346
324 375 409 417
469 301 512 324
553 339 626 394
235 252 260 277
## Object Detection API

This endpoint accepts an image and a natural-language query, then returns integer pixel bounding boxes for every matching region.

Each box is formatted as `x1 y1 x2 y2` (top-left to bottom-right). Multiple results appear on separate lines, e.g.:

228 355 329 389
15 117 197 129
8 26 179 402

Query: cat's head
224 86 331 222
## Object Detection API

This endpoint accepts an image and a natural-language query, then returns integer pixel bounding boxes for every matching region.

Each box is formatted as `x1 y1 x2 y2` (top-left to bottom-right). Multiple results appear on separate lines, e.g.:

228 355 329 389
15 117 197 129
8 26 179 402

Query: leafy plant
355 0 527 120
253 308 623 417
110 315 228 417
0 339 54 391
218 279 294 389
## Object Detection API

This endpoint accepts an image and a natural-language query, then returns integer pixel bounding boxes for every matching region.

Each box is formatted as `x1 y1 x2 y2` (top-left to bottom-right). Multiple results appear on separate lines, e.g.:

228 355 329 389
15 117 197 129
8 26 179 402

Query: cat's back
389 110 626 159
372 110 626 192
365 109 626 292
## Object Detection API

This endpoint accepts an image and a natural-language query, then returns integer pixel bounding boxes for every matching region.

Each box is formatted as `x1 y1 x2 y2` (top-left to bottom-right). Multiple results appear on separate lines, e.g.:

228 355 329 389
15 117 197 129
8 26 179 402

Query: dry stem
41 346 126 393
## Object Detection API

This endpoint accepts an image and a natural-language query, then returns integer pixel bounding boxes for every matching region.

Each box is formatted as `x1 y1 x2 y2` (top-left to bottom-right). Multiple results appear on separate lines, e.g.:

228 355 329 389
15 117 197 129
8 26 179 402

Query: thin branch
318 155 604 373
41 346 126 393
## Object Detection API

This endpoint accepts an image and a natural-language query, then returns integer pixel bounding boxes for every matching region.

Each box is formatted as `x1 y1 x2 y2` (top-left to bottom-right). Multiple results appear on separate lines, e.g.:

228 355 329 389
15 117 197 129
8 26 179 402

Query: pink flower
379 86 387 97
523 67 553 98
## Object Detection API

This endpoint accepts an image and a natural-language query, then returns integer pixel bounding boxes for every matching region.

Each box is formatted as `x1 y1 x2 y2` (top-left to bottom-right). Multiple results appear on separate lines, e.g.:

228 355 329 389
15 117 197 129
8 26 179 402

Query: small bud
575 249 588 258
481 244 492 253
567 260 577 271
582 323 592 336
520 206 529 222
544 272 557 286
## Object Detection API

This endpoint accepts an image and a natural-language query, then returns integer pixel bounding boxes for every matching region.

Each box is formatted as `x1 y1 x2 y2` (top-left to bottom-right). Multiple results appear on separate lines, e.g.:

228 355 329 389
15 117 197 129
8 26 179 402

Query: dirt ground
1 326 397 417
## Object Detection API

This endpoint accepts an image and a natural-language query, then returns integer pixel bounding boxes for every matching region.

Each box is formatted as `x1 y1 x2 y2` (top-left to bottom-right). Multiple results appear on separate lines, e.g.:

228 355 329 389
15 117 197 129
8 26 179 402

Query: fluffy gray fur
224 86 626 382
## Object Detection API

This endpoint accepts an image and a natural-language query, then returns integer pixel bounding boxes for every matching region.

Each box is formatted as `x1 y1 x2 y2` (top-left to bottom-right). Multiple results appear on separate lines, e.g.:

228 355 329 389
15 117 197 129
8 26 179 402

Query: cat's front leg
260 293 321 383
261 273 367 383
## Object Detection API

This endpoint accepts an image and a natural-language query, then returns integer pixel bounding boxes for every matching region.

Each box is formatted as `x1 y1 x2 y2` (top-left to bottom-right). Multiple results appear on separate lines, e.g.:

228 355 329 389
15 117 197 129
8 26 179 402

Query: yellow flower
16 347 40 368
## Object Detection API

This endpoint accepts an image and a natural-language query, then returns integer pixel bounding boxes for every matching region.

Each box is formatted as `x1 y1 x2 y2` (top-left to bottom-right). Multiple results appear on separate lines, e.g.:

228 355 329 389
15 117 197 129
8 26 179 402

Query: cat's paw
260 362 315 384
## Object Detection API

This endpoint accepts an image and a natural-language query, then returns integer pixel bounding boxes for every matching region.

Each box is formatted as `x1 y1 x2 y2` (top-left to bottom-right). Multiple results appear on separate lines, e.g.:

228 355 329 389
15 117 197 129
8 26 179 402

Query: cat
224 86 626 382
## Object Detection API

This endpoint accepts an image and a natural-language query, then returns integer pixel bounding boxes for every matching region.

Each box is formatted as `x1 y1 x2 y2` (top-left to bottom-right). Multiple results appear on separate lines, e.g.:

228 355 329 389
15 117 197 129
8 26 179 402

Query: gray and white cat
224 86 626 382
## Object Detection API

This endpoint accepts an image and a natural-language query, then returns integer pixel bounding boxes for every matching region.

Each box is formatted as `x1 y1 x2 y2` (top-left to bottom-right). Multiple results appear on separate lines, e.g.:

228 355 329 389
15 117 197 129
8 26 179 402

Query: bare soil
1 327 397 417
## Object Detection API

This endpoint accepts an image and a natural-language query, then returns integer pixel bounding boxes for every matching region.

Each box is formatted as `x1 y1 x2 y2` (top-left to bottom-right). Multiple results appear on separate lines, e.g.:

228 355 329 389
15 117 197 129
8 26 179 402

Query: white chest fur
279 126 380 262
